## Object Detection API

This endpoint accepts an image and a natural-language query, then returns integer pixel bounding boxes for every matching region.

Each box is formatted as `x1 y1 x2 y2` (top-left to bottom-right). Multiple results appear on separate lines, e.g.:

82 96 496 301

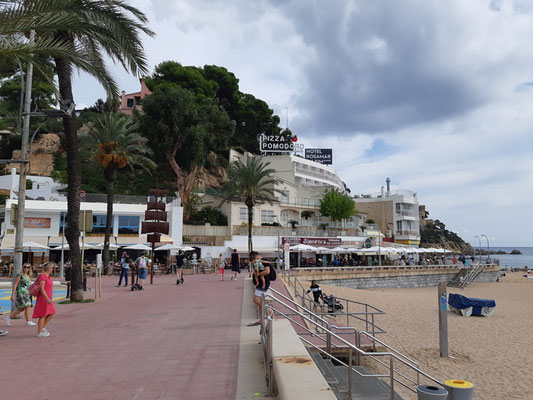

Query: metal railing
260 288 444 399
282 268 386 338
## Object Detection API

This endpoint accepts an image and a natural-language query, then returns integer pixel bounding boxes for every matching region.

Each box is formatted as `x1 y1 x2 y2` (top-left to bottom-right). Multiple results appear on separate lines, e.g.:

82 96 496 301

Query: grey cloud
267 0 486 135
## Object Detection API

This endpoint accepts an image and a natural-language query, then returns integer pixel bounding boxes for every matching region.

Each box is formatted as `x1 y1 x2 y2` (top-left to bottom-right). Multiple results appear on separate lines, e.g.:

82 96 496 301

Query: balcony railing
279 197 321 208
395 230 420 236
81 193 178 205
396 210 417 217
294 167 344 187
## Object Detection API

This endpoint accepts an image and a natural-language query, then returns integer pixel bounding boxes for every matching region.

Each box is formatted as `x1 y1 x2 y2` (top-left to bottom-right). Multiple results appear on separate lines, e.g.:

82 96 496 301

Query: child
218 253 226 281
252 252 268 289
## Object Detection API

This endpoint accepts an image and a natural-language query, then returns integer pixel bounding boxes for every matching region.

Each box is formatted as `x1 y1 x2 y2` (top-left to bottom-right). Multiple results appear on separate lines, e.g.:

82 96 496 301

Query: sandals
246 321 261 327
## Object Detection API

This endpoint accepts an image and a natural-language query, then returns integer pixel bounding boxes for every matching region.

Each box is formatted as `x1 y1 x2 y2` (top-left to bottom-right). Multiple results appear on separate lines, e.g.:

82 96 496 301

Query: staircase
309 352 403 400
448 264 485 288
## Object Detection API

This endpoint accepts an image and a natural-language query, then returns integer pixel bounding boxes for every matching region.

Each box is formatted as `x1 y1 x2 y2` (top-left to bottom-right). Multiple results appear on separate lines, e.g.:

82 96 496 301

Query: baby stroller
322 293 344 313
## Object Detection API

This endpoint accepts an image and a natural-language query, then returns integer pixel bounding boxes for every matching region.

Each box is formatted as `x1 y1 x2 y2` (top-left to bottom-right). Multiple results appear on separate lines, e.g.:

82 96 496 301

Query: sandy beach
319 272 533 400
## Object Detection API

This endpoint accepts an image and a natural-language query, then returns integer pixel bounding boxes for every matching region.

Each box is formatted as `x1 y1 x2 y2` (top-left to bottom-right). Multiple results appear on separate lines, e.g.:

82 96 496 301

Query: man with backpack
247 251 276 327
135 253 151 289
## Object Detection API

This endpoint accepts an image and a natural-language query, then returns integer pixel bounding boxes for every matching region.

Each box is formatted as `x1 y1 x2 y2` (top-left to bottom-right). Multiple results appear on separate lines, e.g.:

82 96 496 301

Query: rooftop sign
305 148 332 165
259 133 304 153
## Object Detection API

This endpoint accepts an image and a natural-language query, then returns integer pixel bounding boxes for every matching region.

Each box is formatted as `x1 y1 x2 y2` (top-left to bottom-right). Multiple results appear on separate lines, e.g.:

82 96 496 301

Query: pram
322 293 344 313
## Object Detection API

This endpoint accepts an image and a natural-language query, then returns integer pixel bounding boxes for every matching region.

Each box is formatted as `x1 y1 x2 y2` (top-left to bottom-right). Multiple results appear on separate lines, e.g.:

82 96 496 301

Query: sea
474 246 533 269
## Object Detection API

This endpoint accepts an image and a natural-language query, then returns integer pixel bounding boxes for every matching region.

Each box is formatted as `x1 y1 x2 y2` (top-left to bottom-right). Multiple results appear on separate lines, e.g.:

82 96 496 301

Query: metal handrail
260 291 444 399
281 268 386 337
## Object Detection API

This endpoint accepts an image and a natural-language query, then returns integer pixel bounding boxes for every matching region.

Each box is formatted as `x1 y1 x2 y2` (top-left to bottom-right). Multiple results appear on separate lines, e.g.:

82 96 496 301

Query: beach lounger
448 293 496 317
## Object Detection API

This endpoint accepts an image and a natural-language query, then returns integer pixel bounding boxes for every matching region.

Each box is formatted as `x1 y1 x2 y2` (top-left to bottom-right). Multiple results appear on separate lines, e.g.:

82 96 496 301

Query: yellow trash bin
444 380 474 400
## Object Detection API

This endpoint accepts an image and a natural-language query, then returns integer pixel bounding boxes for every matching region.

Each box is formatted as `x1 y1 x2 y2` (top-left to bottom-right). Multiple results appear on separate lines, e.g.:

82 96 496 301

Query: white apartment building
0 191 183 262
353 179 420 246
200 150 360 231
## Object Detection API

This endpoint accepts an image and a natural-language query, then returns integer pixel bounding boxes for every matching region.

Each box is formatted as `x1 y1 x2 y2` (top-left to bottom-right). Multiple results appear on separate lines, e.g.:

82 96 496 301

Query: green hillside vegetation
420 219 474 254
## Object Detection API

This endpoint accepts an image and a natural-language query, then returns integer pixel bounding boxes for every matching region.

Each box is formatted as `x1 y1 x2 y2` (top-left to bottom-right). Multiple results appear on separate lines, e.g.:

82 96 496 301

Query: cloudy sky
74 0 533 247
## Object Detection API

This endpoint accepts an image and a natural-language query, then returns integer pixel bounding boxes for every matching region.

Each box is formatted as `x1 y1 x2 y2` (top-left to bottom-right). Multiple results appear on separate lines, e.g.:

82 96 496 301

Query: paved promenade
0 274 245 400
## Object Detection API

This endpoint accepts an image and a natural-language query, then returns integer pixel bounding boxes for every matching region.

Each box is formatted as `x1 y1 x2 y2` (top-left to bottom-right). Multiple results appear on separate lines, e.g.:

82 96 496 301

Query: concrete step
333 365 403 400
309 352 339 385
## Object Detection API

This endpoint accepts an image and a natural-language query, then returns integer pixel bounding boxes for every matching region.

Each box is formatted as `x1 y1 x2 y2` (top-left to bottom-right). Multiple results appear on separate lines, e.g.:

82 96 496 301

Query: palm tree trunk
103 167 117 275
55 53 83 302
247 204 253 254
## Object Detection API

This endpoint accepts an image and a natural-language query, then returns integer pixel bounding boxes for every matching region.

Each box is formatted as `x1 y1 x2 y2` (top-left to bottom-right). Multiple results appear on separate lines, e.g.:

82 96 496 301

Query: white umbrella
91 243 121 250
314 246 331 253
331 246 347 253
52 243 96 250
155 244 181 251
123 244 153 251
289 244 316 251
179 246 196 251
22 241 49 250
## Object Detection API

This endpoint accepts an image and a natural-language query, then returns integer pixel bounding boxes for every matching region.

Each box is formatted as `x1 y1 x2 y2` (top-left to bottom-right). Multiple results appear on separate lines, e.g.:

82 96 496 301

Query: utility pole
13 31 35 305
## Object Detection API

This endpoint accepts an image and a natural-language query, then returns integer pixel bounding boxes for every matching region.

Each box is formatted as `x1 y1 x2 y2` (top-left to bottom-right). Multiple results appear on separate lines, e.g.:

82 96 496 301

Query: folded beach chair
448 293 496 317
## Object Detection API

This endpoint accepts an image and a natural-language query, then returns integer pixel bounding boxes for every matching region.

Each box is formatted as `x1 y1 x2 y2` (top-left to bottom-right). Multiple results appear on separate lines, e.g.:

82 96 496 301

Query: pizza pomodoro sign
23 217 51 229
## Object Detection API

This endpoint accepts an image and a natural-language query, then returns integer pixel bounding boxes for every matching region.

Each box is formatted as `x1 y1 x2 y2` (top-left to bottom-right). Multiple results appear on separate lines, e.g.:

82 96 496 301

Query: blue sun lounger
448 293 496 317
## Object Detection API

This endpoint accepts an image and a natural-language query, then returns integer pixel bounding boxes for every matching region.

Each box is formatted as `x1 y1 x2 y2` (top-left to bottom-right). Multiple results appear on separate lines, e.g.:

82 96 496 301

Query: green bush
188 206 228 226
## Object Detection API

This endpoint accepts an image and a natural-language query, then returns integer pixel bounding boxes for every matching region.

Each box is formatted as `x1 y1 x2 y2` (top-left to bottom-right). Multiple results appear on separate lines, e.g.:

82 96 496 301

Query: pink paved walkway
0 275 244 400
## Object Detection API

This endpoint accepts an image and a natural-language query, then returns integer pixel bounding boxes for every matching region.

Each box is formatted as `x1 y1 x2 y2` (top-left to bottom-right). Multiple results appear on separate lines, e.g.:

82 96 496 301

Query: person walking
33 264 56 337
176 251 185 284
306 280 323 311
116 252 130 287
135 253 150 289
0 304 7 336
230 249 240 281
5 263 36 327
218 253 226 281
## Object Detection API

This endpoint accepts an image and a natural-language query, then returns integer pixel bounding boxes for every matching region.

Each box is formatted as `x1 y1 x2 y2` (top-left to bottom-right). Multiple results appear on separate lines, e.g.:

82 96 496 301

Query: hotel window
280 190 289 202
92 215 112 234
126 98 134 108
261 210 275 223
239 207 253 220
118 216 139 234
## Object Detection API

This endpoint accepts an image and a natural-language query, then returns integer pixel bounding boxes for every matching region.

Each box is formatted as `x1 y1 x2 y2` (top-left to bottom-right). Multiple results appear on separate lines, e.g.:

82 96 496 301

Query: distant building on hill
353 178 421 247
118 77 152 115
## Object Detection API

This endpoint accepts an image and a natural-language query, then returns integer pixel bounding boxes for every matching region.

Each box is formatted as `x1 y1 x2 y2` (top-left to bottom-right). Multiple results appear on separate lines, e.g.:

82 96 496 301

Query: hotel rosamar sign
259 133 304 153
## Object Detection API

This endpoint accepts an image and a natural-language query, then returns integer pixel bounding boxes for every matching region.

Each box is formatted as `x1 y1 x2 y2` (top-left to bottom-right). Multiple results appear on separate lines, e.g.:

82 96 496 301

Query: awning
233 247 279 254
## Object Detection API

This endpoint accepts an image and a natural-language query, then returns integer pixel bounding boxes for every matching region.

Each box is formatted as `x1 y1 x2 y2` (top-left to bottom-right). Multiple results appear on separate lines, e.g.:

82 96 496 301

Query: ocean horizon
474 246 533 269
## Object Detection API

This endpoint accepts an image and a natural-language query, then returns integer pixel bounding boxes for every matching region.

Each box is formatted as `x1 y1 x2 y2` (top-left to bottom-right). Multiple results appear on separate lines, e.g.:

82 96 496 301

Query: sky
73 0 533 247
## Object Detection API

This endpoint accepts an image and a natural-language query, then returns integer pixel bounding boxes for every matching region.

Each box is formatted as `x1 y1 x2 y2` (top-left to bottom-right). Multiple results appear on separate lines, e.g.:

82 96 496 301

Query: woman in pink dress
33 264 56 337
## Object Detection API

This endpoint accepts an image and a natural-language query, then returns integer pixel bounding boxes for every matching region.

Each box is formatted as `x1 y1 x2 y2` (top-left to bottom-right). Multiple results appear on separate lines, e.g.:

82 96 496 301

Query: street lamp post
13 31 35 306
474 236 482 264
273 215 281 269
481 235 490 264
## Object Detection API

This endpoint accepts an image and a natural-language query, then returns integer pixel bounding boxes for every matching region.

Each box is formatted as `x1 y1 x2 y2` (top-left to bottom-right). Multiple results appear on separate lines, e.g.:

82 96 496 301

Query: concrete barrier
271 319 336 400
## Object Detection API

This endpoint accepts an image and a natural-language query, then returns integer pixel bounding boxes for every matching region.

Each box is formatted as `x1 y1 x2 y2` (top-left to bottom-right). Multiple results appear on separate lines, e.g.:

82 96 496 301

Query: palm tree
84 113 156 274
220 157 278 254
1 1 154 301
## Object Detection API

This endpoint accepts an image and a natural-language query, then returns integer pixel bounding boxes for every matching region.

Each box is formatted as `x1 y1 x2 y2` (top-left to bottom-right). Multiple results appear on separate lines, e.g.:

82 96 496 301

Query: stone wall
294 267 500 290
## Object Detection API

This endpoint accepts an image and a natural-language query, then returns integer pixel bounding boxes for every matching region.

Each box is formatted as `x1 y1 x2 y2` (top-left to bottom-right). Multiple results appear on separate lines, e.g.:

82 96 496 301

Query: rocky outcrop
6 133 61 176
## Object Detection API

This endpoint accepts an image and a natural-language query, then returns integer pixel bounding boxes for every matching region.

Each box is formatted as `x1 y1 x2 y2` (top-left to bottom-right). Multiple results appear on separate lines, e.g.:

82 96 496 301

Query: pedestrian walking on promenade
5 263 36 327
247 251 271 327
218 253 226 281
136 253 150 289
0 305 7 336
230 249 240 280
33 264 56 337
176 251 185 284
116 252 130 287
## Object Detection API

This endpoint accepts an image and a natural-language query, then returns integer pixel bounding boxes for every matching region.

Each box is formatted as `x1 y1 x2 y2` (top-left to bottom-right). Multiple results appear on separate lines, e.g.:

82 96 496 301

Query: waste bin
444 380 474 400
417 385 448 399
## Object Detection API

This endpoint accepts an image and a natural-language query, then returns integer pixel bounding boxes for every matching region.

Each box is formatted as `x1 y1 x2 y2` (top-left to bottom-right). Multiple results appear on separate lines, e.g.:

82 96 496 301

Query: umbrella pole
60 221 65 279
